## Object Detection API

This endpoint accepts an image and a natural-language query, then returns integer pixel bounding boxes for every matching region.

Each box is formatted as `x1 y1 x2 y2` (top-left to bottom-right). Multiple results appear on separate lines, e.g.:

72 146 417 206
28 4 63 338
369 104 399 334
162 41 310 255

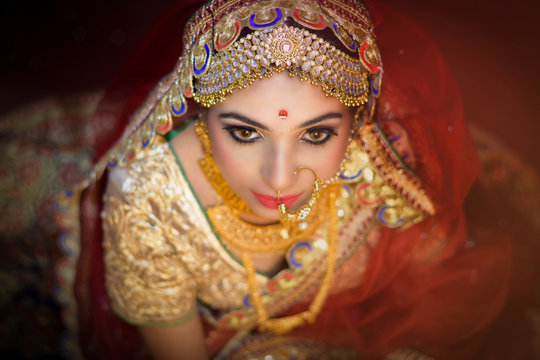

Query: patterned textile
0 94 99 358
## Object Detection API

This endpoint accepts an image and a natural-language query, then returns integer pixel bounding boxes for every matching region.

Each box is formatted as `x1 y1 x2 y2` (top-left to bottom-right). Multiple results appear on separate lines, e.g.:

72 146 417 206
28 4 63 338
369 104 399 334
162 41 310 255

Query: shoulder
105 135 177 201
104 122 209 205
101 131 201 325
101 132 199 258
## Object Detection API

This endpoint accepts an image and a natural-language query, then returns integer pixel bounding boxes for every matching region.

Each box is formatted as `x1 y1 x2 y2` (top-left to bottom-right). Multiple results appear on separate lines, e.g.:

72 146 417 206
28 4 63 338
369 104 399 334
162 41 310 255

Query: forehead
208 72 349 127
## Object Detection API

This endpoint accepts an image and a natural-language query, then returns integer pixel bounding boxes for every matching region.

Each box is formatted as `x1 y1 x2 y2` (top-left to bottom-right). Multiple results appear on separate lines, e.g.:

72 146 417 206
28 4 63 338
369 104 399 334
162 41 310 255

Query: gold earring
194 115 253 215
278 167 321 223
352 106 363 135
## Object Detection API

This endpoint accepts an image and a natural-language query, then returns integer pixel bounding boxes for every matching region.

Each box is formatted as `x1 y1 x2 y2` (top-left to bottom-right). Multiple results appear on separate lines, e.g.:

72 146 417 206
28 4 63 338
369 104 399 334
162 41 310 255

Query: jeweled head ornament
184 0 382 110
80 0 382 188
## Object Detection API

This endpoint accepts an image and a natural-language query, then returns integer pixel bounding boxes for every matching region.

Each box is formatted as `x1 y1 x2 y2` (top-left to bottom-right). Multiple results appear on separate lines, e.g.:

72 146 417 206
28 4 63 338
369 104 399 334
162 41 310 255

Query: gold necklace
195 113 339 334
207 196 326 253
242 187 339 335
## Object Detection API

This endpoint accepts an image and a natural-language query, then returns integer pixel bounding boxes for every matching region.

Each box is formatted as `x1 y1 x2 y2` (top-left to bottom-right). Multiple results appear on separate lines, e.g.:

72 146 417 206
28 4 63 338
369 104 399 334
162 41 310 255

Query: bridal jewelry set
194 101 435 334
178 0 431 336
195 112 341 334
185 7 383 332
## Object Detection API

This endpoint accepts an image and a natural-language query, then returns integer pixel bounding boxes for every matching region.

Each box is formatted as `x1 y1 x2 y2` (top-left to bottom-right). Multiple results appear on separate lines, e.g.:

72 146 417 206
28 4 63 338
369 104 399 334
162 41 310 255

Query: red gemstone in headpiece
279 110 288 119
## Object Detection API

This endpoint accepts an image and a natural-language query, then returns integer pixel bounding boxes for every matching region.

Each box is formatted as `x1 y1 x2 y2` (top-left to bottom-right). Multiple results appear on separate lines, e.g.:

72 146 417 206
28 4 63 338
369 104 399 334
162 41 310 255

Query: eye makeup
222 123 339 146
223 125 262 144
301 126 338 146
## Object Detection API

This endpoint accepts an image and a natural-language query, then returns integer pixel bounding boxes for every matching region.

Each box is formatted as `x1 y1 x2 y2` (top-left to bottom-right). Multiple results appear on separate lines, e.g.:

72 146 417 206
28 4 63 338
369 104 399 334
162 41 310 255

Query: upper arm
138 309 209 360
102 166 199 327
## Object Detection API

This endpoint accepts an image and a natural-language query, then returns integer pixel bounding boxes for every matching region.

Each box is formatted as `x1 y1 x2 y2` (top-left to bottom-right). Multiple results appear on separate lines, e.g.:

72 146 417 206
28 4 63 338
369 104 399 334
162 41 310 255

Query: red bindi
279 110 288 119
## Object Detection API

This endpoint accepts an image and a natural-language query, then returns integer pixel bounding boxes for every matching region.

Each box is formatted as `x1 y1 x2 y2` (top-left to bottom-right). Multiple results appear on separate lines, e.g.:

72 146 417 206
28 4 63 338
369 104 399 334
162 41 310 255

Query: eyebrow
218 111 343 131
298 112 343 129
218 112 270 131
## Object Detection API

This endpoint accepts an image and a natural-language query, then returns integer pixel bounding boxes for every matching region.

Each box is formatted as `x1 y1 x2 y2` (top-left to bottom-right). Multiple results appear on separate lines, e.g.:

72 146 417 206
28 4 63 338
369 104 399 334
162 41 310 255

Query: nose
260 141 297 192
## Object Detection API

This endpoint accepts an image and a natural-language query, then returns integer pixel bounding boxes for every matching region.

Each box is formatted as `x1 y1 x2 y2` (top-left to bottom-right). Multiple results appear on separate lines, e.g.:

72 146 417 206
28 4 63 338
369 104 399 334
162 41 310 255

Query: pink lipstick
251 190 304 209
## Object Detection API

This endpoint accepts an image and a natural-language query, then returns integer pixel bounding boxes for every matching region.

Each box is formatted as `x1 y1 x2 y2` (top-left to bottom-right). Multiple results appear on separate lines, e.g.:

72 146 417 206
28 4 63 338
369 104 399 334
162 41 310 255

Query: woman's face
206 72 352 223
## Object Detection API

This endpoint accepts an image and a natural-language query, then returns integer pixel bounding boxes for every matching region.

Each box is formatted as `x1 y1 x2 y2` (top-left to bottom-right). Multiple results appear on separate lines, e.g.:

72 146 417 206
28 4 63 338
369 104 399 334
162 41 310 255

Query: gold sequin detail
358 123 436 217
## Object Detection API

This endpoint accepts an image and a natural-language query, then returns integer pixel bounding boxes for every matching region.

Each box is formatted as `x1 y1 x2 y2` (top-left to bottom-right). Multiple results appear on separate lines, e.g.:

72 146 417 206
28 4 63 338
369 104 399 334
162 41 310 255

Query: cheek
320 143 347 177
306 132 350 179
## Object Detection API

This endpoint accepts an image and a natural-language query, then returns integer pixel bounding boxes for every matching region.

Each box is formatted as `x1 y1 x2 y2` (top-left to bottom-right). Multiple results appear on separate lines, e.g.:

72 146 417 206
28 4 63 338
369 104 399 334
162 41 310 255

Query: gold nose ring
278 167 321 223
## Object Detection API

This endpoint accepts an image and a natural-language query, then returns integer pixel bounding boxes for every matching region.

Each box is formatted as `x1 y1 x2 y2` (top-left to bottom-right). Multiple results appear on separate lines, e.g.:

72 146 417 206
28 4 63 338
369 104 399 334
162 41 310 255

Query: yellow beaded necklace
207 201 325 253
194 115 339 334
242 188 338 335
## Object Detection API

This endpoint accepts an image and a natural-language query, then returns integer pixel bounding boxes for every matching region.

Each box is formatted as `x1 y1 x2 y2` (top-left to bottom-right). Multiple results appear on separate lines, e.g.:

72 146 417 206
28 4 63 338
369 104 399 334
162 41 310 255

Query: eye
306 131 326 141
301 126 338 145
224 126 262 144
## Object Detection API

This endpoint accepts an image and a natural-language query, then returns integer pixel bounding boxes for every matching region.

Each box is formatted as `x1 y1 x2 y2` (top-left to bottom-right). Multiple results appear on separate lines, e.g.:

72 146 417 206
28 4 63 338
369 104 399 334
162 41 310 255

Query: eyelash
301 126 338 146
224 126 262 144
223 125 338 146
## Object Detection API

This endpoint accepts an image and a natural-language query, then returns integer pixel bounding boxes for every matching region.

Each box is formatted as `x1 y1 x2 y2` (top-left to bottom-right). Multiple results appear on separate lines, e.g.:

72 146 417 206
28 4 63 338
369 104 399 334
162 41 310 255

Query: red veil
75 1 538 359
286 3 537 359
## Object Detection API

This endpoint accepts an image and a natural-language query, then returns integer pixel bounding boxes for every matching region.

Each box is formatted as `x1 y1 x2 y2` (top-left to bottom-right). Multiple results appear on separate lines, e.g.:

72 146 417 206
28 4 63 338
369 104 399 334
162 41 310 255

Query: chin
240 207 280 225
252 207 281 221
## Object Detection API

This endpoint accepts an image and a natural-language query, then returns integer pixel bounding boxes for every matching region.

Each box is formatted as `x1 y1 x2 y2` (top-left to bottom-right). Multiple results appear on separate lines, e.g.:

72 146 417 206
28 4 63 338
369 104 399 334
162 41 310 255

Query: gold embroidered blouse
101 123 428 328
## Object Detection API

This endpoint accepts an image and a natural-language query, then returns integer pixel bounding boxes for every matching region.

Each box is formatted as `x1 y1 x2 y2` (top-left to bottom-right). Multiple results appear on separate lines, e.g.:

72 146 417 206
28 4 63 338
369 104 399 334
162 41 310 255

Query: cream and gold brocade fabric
101 132 379 326
102 135 263 325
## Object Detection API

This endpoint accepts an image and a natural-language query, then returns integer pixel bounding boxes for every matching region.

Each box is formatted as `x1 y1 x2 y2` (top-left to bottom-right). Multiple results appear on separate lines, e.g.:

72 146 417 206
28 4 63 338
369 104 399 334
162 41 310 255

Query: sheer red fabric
76 1 538 359
285 3 537 359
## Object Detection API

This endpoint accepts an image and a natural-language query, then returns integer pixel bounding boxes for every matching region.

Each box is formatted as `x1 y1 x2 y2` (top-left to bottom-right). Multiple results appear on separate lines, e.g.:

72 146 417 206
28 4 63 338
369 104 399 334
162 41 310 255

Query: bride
56 0 539 359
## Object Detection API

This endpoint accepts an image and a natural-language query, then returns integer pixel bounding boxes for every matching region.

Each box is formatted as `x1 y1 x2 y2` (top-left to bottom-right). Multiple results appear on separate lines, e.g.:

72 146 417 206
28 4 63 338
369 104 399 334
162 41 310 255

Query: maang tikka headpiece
77 0 382 190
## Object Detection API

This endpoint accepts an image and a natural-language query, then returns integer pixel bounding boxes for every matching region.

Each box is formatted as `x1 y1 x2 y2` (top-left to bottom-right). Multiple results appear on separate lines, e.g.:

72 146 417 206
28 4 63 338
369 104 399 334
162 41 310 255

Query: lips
251 190 304 209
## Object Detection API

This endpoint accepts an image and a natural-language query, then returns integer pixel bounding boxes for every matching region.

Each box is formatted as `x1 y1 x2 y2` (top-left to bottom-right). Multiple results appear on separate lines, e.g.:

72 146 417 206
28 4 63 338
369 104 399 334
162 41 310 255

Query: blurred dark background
0 0 175 112
0 0 538 358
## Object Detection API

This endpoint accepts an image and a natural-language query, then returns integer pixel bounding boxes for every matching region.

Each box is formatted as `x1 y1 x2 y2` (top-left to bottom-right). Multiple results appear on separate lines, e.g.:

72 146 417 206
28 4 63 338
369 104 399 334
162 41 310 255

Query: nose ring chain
277 167 321 223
